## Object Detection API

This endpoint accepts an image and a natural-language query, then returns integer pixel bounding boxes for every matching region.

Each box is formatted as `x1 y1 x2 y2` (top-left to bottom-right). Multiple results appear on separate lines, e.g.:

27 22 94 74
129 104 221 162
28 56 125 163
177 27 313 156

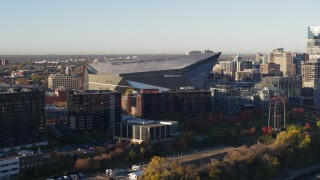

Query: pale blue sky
0 0 319 55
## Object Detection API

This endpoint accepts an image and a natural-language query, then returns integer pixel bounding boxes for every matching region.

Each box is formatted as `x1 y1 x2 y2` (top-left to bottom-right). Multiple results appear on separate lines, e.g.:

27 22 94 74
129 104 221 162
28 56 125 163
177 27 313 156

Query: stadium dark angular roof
88 53 217 75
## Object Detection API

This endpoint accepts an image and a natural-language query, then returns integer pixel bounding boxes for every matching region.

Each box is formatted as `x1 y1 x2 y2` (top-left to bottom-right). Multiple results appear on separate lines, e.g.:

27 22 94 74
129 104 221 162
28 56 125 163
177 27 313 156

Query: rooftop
88 53 217 75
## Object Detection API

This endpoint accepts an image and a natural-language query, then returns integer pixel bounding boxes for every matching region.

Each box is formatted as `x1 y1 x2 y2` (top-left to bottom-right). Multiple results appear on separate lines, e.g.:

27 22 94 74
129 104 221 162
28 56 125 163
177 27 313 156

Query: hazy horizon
1 0 319 55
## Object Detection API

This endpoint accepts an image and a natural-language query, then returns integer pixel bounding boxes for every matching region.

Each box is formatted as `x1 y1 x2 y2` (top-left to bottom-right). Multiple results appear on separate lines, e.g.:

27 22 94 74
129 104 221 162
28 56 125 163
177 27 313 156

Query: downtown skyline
0 0 320 55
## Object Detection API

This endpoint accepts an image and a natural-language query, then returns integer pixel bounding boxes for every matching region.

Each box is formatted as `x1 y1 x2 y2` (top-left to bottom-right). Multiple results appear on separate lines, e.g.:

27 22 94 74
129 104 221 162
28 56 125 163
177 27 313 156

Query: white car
78 173 85 178
132 165 141 171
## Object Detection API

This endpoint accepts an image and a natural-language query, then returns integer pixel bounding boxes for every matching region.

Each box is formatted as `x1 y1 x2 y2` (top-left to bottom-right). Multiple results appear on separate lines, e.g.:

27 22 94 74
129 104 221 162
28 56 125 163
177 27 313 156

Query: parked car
132 165 141 171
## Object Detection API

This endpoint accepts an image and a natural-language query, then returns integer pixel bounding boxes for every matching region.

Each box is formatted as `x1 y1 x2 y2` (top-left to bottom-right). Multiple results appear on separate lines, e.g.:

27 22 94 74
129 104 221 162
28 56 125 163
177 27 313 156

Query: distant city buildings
0 88 45 149
219 60 237 73
260 63 281 76
293 53 308 75
48 74 81 89
0 59 9 66
210 86 241 114
307 26 320 61
45 87 67 105
235 69 261 82
301 60 320 108
67 90 121 132
268 48 295 77
257 86 277 112
255 76 301 98
256 53 268 64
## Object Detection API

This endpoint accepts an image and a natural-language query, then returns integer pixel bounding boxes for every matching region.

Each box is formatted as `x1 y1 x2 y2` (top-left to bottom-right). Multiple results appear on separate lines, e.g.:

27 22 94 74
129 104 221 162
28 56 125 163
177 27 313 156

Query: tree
240 129 248 136
248 127 256 136
126 150 137 161
258 135 274 145
142 156 183 179
267 126 273 135
140 147 145 159
262 126 267 136
305 122 311 130
32 168 41 179
75 158 90 170
114 147 124 158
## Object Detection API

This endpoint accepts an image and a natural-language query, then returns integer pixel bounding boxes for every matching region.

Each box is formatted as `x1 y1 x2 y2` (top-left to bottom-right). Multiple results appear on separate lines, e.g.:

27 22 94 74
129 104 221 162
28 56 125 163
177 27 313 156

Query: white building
257 86 277 112
128 170 144 180
114 116 179 144
48 74 81 89
0 150 43 179
0 156 19 180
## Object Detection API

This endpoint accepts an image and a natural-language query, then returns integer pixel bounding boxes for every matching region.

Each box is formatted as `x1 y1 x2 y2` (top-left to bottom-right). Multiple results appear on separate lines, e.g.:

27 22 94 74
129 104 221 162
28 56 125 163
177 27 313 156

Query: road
171 146 236 164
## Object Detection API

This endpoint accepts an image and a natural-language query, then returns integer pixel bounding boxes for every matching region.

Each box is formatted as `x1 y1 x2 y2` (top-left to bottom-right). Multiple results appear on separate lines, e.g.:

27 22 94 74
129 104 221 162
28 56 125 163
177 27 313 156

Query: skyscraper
307 26 320 59
0 88 45 148
268 48 295 77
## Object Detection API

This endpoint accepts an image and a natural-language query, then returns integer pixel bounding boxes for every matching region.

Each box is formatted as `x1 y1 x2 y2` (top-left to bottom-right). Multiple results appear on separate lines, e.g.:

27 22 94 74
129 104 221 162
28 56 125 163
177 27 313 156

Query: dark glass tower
0 88 45 148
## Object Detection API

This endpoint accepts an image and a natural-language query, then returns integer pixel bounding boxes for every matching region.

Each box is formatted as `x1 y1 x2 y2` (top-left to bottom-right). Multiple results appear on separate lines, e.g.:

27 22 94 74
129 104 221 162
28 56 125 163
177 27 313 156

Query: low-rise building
260 63 281 76
45 87 67 105
114 116 178 144
48 74 81 89
0 150 43 179
235 69 261 82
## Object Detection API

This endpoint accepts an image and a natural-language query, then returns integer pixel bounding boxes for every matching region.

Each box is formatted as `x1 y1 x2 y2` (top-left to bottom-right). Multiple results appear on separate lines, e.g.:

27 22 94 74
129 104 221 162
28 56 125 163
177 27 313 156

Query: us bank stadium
82 51 221 93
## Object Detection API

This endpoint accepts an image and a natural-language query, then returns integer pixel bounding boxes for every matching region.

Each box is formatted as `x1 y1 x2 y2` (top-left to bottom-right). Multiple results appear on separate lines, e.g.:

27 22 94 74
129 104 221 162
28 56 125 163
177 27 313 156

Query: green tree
142 156 183 179
140 147 145 159
32 168 41 179
126 150 137 161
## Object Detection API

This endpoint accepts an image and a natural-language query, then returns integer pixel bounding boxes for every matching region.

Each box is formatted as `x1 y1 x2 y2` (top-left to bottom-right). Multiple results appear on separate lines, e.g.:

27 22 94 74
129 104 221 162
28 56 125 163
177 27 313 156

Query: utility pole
268 94 287 131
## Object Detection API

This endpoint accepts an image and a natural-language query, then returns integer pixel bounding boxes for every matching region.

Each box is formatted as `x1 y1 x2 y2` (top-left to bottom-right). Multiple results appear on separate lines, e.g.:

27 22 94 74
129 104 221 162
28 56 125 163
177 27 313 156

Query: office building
219 60 237 73
0 88 45 149
255 76 301 97
135 90 212 119
268 48 295 76
302 61 320 88
83 51 221 93
48 74 81 89
257 86 277 112
235 69 261 82
293 53 308 75
307 26 320 61
210 86 241 114
121 91 138 114
260 63 281 76
67 90 121 131
0 59 9 66
256 53 268 64
301 61 320 107
114 116 178 144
